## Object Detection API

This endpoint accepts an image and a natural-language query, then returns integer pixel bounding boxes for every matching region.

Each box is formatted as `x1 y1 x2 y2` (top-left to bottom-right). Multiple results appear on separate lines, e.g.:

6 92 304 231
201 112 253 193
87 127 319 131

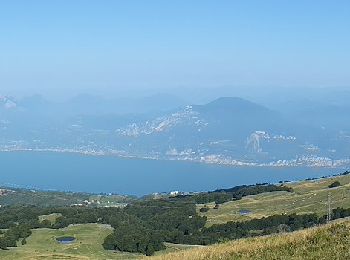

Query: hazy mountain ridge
0 94 349 167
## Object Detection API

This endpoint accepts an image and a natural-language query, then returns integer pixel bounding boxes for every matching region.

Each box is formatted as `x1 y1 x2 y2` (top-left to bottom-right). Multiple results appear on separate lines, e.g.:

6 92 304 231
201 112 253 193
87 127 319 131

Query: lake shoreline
0 148 347 169
0 150 343 196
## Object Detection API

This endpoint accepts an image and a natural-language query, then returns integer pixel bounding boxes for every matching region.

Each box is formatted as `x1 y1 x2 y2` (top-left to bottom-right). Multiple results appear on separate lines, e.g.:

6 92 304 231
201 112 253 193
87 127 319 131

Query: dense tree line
176 184 293 204
197 213 323 244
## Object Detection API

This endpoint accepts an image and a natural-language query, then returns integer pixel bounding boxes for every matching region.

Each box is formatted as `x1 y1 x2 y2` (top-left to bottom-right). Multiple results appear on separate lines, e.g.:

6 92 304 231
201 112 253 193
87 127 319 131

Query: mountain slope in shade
190 97 286 140
114 97 304 162
0 95 17 110
194 97 270 114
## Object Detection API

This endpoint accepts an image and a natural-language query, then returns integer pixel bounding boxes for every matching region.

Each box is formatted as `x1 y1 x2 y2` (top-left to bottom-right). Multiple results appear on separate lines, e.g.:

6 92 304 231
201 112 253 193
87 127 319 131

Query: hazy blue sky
1 1 350 98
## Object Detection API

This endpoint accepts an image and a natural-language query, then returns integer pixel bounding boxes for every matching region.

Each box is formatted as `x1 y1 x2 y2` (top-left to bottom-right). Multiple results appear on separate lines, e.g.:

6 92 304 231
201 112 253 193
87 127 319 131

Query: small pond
239 209 252 216
56 236 76 244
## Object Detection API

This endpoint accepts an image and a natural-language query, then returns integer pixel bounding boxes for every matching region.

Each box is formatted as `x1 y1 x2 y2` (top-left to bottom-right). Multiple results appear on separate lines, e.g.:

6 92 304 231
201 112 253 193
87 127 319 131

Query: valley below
1 171 350 259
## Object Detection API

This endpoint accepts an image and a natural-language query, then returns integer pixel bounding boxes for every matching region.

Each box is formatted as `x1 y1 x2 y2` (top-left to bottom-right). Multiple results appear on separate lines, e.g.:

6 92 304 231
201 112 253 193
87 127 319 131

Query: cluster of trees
103 200 206 255
103 223 164 256
0 224 32 250
328 181 341 188
332 207 350 219
176 184 293 204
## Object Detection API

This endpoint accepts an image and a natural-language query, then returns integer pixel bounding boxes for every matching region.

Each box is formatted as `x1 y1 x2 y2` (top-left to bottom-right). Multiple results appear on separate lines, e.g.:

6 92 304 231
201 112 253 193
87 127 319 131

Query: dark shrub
328 181 341 188
200 207 209 213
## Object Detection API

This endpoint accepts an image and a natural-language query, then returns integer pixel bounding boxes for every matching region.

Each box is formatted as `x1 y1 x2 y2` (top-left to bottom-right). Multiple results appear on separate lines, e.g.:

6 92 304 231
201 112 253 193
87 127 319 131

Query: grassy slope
0 224 140 260
38 213 62 224
0 224 193 260
198 175 350 226
150 219 350 260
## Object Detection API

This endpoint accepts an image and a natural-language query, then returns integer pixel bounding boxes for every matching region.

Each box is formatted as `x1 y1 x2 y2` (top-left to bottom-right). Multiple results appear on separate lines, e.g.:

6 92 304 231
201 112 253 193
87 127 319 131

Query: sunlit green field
0 224 140 260
0 224 198 260
38 213 62 224
198 175 350 226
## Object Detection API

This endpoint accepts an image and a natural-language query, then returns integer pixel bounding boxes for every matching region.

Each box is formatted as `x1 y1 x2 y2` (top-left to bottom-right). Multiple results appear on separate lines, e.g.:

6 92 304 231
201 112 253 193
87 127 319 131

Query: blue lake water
0 151 339 196
56 236 76 244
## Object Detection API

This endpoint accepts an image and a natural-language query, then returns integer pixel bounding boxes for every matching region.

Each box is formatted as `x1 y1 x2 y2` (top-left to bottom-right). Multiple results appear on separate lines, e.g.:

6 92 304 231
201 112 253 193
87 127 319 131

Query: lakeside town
0 143 349 169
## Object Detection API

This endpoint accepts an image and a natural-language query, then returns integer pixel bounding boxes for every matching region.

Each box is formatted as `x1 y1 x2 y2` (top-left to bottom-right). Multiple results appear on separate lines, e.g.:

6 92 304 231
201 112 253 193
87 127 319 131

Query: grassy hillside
150 219 350 260
198 174 350 226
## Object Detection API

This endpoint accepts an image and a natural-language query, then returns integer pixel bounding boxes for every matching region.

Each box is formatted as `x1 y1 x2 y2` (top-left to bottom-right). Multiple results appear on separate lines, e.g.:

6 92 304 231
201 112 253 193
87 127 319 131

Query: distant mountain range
0 94 349 168
8 93 186 116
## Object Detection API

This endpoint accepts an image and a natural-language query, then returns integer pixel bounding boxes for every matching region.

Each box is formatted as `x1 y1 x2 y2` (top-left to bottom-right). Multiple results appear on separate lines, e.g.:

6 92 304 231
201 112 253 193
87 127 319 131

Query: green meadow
0 224 139 260
198 175 350 226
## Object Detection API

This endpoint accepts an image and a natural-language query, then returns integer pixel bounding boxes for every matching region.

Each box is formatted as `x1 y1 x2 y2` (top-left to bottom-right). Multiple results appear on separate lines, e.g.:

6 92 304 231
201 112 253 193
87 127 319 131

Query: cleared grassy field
0 224 140 260
38 213 62 224
150 219 350 260
0 224 198 260
198 175 350 226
